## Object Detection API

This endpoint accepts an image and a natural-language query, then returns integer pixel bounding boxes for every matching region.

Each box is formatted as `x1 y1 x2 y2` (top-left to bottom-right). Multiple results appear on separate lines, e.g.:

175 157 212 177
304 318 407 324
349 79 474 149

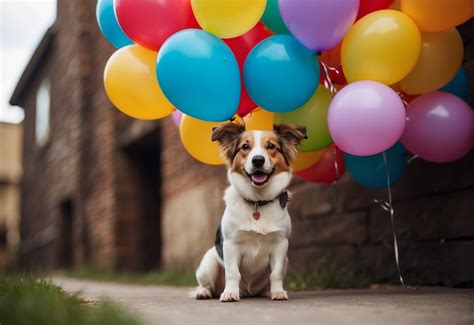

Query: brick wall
0 122 22 267
20 0 84 267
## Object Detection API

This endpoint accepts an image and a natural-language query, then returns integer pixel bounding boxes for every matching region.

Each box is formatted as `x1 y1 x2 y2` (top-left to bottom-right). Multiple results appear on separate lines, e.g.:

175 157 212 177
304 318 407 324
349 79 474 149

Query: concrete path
53 277 474 325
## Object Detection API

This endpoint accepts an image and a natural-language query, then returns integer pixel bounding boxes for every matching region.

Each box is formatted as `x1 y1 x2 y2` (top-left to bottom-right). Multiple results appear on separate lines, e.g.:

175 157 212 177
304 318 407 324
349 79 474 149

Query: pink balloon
171 110 183 127
401 91 473 163
328 80 406 156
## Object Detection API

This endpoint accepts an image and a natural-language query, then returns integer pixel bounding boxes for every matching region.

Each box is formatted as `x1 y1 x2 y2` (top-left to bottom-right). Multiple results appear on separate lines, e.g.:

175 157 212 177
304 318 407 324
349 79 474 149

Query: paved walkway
53 277 474 325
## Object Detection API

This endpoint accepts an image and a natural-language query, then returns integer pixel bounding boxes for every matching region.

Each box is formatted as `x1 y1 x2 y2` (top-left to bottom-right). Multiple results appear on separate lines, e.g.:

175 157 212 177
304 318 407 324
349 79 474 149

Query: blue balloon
96 0 133 48
344 142 407 189
243 35 319 112
156 29 240 122
440 68 468 101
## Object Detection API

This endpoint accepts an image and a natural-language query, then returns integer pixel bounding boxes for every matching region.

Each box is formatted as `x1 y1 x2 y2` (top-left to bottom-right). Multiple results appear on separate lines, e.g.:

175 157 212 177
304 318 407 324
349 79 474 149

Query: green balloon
275 86 333 151
261 0 290 34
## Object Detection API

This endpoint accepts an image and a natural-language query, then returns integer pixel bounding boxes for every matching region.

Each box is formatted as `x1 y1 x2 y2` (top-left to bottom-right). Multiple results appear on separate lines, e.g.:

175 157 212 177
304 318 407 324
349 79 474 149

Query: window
35 78 51 146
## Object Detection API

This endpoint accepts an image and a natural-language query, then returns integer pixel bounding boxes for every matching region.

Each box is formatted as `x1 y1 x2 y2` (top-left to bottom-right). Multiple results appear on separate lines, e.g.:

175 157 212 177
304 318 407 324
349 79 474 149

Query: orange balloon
389 0 401 10
399 28 463 95
401 0 473 32
390 83 418 105
292 149 324 172
243 108 274 131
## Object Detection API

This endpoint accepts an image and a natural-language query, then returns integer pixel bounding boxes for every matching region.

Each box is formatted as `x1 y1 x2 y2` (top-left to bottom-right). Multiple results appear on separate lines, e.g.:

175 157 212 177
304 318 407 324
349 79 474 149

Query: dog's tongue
252 173 268 184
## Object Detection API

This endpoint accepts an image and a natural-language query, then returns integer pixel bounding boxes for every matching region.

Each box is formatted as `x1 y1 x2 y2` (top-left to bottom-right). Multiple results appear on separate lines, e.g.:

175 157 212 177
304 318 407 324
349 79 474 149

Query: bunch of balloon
95 0 472 180
328 1 472 188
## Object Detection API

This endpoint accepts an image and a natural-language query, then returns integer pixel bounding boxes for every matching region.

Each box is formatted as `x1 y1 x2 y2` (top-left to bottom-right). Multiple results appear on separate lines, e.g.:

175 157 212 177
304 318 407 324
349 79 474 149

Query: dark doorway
58 199 73 268
0 224 7 249
124 128 162 270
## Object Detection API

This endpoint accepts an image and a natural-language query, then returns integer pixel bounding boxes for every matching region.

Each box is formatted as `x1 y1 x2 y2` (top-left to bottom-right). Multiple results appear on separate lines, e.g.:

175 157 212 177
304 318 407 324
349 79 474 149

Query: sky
0 0 56 124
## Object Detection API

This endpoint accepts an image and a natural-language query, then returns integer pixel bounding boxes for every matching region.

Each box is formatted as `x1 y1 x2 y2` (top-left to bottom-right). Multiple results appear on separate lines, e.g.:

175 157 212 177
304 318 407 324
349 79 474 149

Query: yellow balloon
341 10 421 85
401 0 473 32
191 0 267 38
243 108 274 131
180 115 225 165
104 45 173 120
292 149 324 172
398 29 463 95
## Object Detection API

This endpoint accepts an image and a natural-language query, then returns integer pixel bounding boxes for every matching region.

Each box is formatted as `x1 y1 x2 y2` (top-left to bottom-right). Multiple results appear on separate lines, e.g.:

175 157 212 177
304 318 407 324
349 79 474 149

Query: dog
194 123 307 302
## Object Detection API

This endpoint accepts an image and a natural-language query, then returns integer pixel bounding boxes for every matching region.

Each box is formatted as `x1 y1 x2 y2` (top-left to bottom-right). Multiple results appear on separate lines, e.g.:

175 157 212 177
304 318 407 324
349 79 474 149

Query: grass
285 262 370 291
0 275 141 325
67 263 368 292
67 267 197 287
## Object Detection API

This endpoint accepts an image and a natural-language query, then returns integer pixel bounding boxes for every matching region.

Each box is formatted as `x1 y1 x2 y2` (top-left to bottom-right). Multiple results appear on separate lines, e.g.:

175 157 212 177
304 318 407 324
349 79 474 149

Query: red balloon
356 0 394 21
224 23 273 117
319 63 347 85
295 145 346 184
115 0 199 51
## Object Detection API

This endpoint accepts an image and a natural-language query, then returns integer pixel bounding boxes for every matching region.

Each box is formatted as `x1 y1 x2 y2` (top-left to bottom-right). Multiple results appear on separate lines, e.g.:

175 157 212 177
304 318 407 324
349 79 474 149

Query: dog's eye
242 143 250 151
267 143 275 149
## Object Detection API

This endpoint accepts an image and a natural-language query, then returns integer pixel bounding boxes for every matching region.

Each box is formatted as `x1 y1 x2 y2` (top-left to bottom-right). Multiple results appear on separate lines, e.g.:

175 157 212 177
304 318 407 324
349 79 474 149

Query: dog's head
211 123 307 199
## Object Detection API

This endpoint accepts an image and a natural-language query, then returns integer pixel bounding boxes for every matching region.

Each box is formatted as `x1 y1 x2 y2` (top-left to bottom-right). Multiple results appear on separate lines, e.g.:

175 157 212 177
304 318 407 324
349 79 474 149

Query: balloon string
332 146 340 183
373 152 414 289
320 61 337 96
330 146 341 214
396 91 409 107
407 154 419 165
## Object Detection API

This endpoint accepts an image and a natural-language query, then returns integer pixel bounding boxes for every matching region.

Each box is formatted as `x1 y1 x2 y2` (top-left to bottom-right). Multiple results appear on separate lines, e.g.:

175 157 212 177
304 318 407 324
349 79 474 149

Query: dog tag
252 211 261 220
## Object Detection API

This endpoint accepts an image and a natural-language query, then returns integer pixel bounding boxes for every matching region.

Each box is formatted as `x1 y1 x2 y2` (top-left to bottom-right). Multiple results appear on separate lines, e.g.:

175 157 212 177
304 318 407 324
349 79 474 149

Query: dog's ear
274 124 307 163
211 122 245 164
211 122 245 144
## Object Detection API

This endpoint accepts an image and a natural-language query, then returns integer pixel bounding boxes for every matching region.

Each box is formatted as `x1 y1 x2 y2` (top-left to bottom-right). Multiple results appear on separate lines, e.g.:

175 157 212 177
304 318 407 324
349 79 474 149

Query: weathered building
0 122 22 268
10 0 473 286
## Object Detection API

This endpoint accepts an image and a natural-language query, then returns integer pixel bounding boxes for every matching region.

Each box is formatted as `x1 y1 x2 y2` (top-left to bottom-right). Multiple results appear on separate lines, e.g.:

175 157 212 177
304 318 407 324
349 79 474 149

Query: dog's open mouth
247 170 273 186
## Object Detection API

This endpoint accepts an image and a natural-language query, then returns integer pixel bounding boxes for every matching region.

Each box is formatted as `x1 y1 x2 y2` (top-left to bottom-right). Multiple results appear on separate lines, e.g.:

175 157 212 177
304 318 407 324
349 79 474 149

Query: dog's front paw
220 291 240 302
271 291 288 301
195 288 212 300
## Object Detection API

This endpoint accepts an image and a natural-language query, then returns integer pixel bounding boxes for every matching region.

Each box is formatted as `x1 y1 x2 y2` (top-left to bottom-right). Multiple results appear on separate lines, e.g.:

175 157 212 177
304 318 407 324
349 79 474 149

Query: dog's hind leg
194 247 224 299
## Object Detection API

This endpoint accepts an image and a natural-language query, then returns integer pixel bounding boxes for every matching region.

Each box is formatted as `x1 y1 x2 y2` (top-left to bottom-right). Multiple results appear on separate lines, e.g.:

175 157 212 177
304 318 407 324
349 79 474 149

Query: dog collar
242 191 289 220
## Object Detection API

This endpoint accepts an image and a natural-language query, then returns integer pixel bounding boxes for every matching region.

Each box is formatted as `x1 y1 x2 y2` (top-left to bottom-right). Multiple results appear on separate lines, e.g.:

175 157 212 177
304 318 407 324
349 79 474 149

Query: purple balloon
279 0 359 52
328 81 405 156
171 109 183 127
401 91 473 163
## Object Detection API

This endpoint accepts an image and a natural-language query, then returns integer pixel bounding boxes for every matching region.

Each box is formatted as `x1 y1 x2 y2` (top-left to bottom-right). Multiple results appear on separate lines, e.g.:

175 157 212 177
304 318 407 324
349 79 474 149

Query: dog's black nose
252 155 265 168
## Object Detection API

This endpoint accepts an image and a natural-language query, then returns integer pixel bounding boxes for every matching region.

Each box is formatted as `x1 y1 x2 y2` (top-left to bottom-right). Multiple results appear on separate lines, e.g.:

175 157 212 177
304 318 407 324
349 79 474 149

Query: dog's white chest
223 189 291 235
227 203 291 235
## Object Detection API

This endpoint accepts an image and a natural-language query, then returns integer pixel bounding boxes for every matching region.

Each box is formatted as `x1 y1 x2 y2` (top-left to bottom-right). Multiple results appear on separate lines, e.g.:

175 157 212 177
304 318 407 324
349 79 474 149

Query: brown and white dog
194 123 307 302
